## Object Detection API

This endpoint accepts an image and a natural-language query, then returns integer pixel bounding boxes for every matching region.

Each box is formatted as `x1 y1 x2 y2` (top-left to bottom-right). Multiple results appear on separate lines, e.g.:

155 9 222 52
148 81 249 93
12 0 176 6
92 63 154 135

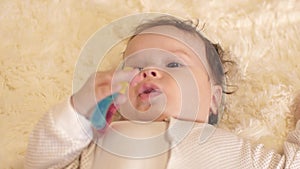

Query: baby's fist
293 93 300 122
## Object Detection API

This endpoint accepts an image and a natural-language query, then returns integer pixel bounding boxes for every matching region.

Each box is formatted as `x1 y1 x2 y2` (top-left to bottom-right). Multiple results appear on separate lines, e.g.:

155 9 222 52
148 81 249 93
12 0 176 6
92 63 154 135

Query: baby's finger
112 69 139 84
114 93 127 106
112 83 122 93
94 71 113 85
95 85 111 100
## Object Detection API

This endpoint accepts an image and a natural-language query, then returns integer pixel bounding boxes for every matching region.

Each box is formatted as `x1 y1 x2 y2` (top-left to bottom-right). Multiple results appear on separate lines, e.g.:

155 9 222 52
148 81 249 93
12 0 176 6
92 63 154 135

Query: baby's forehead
130 25 210 71
137 25 204 48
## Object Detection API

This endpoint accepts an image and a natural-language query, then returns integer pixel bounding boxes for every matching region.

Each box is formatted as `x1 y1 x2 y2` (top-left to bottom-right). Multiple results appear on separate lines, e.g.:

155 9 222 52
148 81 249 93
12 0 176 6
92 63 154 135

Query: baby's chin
118 108 170 122
154 114 171 122
118 99 174 122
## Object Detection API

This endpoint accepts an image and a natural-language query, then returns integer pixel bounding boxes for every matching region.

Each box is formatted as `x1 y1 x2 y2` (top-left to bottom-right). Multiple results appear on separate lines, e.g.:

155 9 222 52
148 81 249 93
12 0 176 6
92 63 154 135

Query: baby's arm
242 96 300 168
283 94 300 168
24 71 111 169
24 97 93 169
238 100 300 168
282 121 300 168
25 70 136 168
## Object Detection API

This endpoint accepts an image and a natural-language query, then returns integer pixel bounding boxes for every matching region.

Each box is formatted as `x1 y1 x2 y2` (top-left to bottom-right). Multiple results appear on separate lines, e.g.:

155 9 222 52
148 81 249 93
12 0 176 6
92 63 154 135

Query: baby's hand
71 70 137 119
294 93 300 122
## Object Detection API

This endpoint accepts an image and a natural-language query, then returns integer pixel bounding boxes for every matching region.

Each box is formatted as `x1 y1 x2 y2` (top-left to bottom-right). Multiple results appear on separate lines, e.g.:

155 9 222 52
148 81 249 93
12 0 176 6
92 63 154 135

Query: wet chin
135 102 151 112
120 94 168 121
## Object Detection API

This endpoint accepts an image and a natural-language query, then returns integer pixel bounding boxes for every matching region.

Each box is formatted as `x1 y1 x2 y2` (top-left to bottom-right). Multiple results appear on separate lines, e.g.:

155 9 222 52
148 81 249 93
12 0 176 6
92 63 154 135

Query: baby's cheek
163 83 182 117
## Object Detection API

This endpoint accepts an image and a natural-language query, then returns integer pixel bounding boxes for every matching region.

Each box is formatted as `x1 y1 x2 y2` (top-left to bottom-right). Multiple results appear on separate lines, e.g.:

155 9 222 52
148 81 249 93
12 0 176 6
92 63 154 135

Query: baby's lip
138 83 162 100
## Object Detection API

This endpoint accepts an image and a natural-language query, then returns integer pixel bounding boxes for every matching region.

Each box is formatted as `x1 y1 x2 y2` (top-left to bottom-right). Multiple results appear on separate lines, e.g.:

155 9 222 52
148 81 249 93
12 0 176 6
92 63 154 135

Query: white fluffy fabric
0 0 299 168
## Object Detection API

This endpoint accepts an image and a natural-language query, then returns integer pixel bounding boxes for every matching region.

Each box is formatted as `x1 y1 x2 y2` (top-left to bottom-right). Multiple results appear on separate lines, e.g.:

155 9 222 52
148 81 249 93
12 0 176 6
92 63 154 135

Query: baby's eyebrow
170 49 188 55
171 50 201 66
169 49 191 59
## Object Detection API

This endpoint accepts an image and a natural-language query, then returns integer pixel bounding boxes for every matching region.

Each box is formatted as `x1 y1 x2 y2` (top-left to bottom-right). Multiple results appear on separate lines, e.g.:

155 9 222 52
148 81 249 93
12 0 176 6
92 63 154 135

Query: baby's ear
210 85 223 115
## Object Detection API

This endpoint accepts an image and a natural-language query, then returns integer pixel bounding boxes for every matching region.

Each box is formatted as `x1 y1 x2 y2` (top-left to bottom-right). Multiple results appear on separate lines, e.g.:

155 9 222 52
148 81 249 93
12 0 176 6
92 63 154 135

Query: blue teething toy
90 93 119 130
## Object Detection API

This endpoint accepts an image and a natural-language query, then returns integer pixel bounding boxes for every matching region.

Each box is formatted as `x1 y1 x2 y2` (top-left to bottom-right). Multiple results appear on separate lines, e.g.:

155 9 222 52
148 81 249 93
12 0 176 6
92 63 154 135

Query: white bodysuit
25 98 300 169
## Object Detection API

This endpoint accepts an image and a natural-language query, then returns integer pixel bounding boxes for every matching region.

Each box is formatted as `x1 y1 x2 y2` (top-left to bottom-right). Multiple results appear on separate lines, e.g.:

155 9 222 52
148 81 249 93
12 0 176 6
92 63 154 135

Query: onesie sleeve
282 120 300 168
166 118 300 169
24 97 94 169
239 120 300 169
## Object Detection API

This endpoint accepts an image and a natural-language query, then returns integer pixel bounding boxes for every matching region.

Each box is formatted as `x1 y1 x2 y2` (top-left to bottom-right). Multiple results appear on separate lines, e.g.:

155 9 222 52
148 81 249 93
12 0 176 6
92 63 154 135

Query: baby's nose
141 69 161 79
130 68 162 86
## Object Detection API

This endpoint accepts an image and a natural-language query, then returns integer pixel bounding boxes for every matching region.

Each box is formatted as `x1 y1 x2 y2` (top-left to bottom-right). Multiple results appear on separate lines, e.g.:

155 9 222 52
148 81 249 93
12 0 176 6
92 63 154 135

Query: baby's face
122 26 212 123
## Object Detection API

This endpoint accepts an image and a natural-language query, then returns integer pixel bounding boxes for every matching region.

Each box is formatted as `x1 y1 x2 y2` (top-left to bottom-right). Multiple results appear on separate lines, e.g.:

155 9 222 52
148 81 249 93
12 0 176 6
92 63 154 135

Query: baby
25 16 300 169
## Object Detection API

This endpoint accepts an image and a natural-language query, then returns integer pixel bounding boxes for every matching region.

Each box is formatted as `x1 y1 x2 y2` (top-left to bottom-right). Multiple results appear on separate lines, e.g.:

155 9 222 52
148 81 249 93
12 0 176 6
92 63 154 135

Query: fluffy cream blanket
0 0 299 168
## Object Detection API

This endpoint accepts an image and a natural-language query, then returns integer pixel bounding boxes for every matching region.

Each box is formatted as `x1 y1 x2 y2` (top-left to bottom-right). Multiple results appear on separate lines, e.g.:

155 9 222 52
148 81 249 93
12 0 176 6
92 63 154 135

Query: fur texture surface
0 0 299 168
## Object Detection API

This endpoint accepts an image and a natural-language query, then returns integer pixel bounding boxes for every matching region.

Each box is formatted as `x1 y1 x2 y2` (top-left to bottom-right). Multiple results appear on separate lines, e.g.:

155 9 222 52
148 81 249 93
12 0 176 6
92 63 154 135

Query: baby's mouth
138 83 162 101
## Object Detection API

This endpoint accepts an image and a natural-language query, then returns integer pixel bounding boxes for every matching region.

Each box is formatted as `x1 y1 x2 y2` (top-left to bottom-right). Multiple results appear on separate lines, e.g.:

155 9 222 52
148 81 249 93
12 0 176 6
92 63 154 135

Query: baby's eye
166 62 184 68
